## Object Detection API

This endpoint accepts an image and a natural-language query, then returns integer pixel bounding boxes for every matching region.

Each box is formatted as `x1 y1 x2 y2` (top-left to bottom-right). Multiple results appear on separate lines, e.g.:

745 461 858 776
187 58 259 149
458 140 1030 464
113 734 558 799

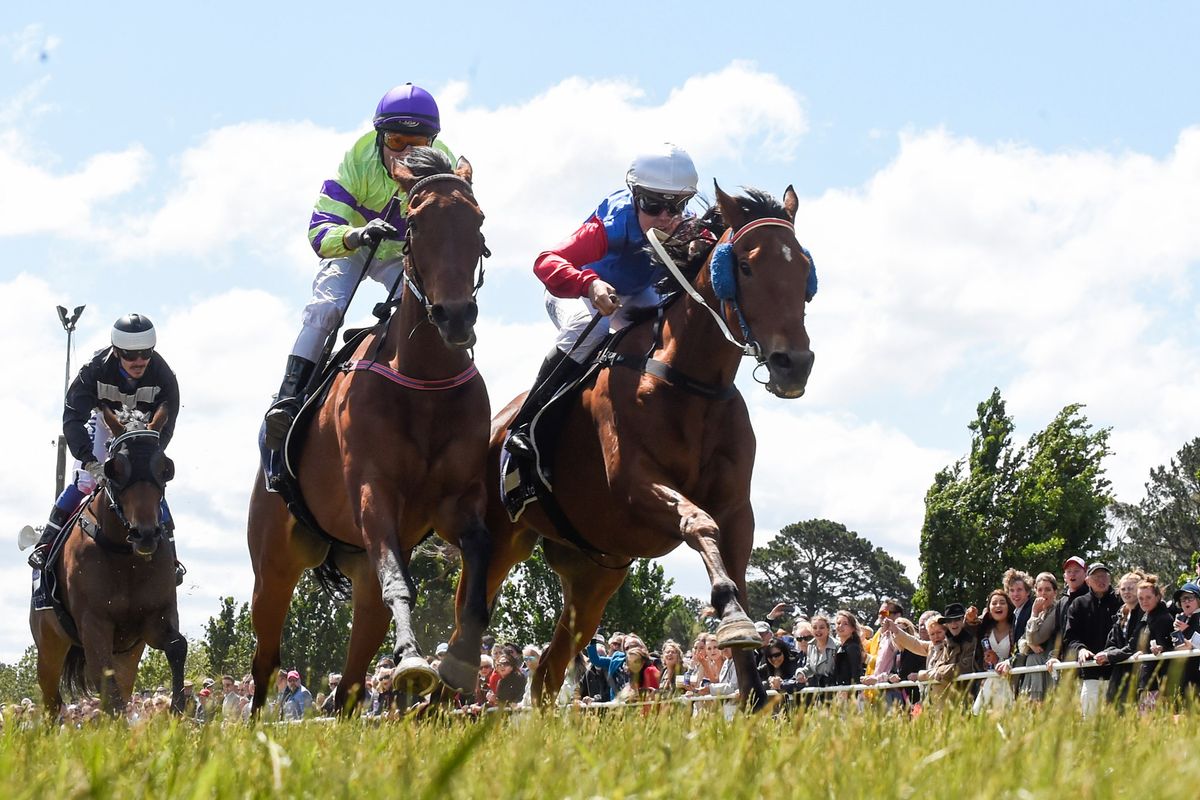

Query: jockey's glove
84 460 105 482
344 219 398 250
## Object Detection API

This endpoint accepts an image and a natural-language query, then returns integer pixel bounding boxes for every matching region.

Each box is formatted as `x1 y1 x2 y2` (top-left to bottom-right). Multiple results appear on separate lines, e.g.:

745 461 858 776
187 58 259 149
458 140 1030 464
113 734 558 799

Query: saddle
31 498 96 645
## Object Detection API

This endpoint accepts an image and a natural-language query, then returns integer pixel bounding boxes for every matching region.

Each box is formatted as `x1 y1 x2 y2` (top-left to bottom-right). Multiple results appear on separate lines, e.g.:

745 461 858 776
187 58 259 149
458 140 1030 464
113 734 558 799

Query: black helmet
111 314 156 350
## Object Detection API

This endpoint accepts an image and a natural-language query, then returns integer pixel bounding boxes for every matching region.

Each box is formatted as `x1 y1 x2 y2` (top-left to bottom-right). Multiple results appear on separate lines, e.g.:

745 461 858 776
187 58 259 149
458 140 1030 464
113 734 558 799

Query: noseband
391 173 490 323
102 428 169 546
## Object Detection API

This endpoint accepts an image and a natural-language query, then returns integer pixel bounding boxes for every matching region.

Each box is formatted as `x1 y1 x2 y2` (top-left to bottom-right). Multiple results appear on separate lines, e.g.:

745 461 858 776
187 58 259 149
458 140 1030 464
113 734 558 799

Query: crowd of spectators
7 559 1200 727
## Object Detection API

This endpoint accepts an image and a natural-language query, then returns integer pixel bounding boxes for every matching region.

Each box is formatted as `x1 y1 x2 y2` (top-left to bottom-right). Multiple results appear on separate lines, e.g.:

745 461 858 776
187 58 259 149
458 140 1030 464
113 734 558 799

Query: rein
647 217 796 364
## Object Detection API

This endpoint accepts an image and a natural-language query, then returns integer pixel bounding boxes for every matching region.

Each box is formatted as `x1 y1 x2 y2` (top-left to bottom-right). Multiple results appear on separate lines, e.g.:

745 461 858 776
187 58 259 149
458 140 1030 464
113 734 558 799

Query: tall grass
2 691 1196 799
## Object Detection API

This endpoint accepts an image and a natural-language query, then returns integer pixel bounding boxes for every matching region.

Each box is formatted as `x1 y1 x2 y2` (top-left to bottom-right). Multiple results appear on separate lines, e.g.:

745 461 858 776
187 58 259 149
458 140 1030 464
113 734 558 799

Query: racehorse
481 182 814 709
247 148 493 714
30 406 183 716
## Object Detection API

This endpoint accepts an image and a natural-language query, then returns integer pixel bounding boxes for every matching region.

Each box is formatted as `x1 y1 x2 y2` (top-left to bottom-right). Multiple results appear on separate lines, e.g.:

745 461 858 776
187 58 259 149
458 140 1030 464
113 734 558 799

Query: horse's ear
100 407 123 437
782 185 799 223
149 405 170 433
714 180 746 230
390 158 418 194
455 156 473 185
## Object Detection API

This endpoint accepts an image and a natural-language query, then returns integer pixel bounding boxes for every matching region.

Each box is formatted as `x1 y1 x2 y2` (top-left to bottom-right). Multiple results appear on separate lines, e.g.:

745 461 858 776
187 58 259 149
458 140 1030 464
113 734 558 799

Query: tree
0 646 40 703
1110 437 1200 586
203 596 256 678
136 639 212 692
748 519 915 619
492 544 563 646
601 559 686 646
916 389 1112 612
279 571 354 686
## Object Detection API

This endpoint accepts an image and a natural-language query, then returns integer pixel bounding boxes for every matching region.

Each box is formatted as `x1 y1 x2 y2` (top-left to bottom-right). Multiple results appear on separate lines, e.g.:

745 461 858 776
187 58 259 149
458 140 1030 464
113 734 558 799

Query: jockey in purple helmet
263 83 456 451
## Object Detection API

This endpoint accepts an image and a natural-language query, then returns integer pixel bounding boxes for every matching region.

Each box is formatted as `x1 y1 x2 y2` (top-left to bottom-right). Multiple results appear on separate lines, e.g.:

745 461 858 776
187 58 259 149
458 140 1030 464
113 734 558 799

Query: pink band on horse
730 217 794 244
345 360 479 391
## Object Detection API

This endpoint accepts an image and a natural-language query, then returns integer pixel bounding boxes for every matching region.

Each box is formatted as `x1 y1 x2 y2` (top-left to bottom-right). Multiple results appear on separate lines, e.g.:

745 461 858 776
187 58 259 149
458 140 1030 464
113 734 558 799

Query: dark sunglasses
768 651 785 658
115 347 154 361
634 192 691 216
796 635 814 643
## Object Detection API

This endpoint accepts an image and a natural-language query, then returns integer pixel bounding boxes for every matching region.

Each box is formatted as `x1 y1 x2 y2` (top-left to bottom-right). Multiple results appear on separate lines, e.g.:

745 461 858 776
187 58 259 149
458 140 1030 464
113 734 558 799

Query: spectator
862 617 924 707
319 673 341 716
793 614 837 691
1058 562 1121 717
621 644 661 701
490 655 526 707
1095 571 1145 706
759 637 799 692
831 611 865 688
370 669 399 716
659 640 686 695
1004 568 1035 643
1172 581 1200 698
220 675 240 719
943 603 979 683
587 634 630 696
474 656 494 707
866 599 905 698
579 644 611 703
1000 572 1059 701
521 645 542 706
280 670 314 720
1099 574 1174 709
181 680 197 718
887 611 963 706
753 621 773 667
240 678 256 721
1055 556 1090 658
791 620 814 670
973 590 1016 713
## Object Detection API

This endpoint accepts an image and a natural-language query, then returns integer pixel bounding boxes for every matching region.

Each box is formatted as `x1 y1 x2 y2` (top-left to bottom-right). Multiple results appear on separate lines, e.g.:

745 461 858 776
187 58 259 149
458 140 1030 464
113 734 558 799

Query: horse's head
712 182 815 398
392 147 487 349
100 406 175 557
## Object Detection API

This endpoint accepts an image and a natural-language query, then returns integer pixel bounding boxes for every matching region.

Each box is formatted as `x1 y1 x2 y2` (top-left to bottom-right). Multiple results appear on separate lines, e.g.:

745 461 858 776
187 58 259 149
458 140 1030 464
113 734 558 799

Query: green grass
2 693 1197 799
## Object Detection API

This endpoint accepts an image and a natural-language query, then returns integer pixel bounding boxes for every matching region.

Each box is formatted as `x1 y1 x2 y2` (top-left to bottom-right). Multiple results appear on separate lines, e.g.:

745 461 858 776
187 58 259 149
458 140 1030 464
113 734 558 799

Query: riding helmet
626 143 699 197
111 314 156 350
373 83 440 138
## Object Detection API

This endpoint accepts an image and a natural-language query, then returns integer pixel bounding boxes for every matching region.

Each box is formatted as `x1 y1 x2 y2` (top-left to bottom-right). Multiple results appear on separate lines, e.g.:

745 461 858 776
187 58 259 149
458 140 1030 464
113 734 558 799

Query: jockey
504 143 699 460
27 315 184 583
263 83 456 450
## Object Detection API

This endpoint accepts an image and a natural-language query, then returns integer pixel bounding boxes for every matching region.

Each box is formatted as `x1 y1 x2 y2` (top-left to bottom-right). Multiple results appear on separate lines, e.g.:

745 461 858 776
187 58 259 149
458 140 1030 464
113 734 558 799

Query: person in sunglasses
504 143 699 460
26 314 182 582
263 83 456 451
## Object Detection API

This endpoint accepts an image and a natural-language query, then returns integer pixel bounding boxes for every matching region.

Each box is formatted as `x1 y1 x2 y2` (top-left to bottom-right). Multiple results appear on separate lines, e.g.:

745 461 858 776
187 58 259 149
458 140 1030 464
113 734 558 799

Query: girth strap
600 353 737 401
343 360 479 391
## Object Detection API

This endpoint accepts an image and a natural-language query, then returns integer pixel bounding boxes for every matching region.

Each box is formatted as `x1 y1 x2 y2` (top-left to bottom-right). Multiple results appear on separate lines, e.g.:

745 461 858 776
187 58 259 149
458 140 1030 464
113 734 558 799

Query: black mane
401 146 454 179
732 188 790 223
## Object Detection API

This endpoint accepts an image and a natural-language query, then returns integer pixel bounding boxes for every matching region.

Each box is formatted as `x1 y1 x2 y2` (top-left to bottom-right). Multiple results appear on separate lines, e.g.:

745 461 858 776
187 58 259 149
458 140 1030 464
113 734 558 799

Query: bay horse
248 148 492 714
481 182 814 709
30 406 183 716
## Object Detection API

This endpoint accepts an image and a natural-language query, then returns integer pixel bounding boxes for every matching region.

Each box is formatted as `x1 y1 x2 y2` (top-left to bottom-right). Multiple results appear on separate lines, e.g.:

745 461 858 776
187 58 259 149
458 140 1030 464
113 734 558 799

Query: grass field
3 693 1197 799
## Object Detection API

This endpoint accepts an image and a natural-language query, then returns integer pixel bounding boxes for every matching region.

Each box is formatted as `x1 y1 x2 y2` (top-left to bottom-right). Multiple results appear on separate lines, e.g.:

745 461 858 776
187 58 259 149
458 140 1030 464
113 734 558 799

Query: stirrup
174 560 187 587
27 545 49 571
264 401 298 450
504 430 535 460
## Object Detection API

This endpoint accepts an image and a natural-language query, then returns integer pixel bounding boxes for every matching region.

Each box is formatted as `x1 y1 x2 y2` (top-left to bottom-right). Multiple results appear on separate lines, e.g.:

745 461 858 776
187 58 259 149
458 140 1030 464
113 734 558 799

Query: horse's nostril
466 302 478 325
769 351 792 370
430 304 449 324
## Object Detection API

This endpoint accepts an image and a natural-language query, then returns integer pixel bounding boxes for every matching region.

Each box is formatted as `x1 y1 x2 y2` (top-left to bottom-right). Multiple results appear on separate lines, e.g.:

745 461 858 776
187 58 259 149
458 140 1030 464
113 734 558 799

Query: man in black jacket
1052 556 1090 659
26 314 183 582
1061 562 1121 716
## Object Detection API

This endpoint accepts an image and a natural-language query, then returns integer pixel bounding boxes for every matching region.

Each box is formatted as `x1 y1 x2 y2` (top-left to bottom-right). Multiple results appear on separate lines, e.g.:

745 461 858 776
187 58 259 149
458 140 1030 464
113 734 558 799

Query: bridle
647 216 798 368
101 428 169 543
392 173 490 323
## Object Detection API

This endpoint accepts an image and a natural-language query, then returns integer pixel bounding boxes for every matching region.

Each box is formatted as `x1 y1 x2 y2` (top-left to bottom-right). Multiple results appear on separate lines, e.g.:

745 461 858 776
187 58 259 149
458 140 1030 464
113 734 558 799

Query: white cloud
2 24 59 64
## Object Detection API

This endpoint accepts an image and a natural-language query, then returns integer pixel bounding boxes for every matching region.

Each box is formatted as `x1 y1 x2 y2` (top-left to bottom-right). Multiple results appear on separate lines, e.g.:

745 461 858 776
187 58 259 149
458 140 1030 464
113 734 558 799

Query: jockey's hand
84 460 105 483
587 279 621 316
345 219 398 250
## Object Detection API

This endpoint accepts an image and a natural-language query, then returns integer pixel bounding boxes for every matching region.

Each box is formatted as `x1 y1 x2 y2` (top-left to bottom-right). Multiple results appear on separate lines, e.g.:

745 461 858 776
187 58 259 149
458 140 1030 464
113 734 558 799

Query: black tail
313 551 353 603
61 645 94 699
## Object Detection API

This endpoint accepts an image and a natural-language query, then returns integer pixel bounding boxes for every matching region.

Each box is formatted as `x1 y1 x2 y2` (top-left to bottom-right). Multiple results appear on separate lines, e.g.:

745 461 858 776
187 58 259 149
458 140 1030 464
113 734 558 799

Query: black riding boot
264 355 316 451
504 348 586 460
27 505 71 570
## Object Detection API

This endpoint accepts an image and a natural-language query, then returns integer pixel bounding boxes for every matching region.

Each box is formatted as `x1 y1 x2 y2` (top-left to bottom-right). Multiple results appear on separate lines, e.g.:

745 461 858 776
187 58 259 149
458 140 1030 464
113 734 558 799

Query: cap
754 621 772 634
435 642 449 656
1174 582 1200 604
182 679 194 688
1086 562 1111 577
286 670 300 680
1063 556 1087 570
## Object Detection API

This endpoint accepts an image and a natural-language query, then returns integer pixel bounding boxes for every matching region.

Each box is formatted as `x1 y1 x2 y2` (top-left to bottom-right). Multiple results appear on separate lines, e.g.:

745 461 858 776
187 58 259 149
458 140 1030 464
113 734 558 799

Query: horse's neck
654 281 743 388
89 490 126 548
376 294 471 377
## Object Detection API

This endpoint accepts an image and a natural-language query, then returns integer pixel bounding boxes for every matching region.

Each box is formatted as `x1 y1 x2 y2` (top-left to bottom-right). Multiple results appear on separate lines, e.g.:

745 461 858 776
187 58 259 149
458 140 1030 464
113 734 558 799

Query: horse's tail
313 551 353 603
61 644 94 698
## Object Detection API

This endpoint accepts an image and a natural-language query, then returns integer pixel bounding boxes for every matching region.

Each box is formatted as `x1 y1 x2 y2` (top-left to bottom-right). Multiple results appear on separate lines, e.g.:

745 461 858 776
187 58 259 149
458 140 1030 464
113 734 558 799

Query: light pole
54 304 85 496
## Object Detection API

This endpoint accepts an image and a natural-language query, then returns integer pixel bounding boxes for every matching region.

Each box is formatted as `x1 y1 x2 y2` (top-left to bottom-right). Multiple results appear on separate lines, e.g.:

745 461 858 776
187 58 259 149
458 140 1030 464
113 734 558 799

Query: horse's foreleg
635 480 759 649
714 502 767 711
336 554 391 715
162 629 188 715
79 615 122 714
538 539 629 705
437 488 492 694
112 643 145 715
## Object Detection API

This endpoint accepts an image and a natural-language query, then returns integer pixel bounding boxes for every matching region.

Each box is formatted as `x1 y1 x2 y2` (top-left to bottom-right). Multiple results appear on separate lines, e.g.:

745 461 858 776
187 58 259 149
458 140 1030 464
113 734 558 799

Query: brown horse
248 148 493 714
480 182 814 709
30 406 183 716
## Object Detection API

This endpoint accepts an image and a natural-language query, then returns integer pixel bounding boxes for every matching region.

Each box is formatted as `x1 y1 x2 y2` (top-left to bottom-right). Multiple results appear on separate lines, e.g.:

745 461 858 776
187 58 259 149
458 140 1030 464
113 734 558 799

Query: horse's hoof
394 657 440 697
437 653 477 694
716 617 761 650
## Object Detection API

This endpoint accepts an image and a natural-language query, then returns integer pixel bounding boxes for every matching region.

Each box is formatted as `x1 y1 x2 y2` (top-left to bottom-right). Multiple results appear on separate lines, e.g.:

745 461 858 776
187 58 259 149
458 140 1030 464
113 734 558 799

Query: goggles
115 347 154 361
382 131 434 151
634 192 692 217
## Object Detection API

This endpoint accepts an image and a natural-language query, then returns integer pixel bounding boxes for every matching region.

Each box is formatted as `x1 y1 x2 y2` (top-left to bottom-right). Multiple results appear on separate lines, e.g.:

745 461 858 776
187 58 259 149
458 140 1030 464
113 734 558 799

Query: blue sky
1 4 1198 660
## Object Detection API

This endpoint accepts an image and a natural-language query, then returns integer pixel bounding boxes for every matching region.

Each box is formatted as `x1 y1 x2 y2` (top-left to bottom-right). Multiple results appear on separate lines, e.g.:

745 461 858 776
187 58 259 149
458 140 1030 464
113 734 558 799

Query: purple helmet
373 83 440 135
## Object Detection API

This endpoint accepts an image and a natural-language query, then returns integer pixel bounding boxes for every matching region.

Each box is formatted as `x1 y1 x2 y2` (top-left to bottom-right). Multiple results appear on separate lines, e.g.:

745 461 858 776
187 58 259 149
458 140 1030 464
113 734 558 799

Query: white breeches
545 285 661 364
291 249 407 362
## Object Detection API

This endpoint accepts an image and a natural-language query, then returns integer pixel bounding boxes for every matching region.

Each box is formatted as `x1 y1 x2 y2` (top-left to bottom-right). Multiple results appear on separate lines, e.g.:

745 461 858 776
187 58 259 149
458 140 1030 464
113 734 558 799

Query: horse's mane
401 146 454 179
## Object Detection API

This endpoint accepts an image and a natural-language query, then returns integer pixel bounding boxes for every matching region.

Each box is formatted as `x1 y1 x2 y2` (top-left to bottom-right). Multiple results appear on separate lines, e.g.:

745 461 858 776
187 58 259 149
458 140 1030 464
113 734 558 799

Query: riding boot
504 348 586 460
161 500 185 587
27 505 71 571
264 355 317 451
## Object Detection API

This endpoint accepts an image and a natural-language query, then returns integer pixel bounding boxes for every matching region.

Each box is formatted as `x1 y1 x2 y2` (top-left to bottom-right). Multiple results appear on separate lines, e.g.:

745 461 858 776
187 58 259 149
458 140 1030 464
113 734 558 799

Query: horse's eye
738 260 752 276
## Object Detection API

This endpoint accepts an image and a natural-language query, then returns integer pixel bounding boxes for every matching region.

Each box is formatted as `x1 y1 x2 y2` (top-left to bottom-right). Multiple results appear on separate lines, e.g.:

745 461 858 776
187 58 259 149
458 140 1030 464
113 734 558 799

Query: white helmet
111 313 156 351
625 143 698 197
